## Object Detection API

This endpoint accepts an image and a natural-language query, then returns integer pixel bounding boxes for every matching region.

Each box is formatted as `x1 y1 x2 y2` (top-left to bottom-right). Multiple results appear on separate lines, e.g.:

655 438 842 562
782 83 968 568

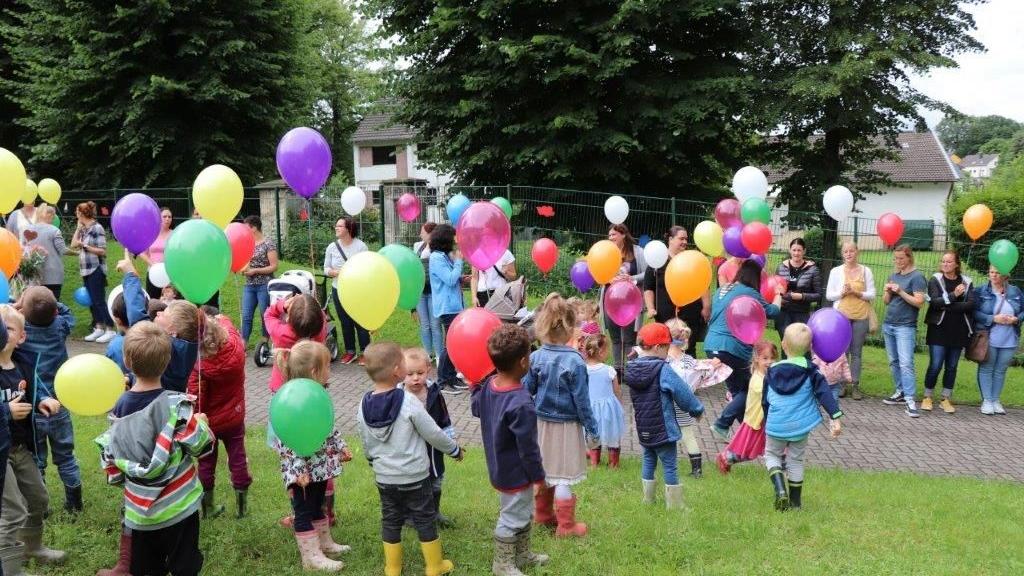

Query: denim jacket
973 282 1024 337
428 251 465 317
22 303 75 398
523 344 597 437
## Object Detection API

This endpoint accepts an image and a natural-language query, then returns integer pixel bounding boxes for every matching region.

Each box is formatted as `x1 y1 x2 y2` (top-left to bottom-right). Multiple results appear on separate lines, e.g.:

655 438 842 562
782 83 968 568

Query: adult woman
922 251 976 413
239 215 279 346
470 247 516 307
604 224 647 371
775 238 821 339
825 241 876 400
973 266 1024 415
70 201 115 343
324 217 370 364
413 222 443 361
6 202 35 241
140 207 174 298
880 244 927 418
428 224 466 393
643 225 709 356
705 259 782 441
22 205 67 299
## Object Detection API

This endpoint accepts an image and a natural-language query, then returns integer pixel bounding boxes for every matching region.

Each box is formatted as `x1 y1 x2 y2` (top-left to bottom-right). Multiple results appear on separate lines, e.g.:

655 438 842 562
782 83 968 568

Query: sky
911 0 1024 126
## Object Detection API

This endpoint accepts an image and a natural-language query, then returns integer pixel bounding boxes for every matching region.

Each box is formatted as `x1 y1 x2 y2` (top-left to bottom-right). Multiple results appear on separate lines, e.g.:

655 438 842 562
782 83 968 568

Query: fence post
274 188 283 254
853 215 859 244
378 187 385 246
506 183 511 200
671 196 677 224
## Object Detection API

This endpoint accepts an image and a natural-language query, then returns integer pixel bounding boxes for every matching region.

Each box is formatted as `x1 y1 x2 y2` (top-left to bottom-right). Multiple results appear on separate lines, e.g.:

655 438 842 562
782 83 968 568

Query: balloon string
196 306 203 414
306 198 315 271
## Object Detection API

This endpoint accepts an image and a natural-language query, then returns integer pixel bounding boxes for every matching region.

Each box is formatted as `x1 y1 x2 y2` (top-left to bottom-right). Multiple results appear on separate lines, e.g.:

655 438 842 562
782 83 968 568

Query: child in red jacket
187 312 250 519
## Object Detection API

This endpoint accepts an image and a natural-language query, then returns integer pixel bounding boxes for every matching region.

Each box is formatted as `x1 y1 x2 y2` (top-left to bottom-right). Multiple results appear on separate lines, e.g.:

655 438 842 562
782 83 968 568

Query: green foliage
977 129 1024 163
801 226 840 265
938 114 1024 157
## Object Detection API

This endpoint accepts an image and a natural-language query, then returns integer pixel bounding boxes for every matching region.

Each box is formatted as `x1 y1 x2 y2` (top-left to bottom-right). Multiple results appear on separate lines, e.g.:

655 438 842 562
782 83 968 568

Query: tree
978 129 1024 163
0 1 32 163
937 114 1023 157
363 0 756 199
948 155 1024 279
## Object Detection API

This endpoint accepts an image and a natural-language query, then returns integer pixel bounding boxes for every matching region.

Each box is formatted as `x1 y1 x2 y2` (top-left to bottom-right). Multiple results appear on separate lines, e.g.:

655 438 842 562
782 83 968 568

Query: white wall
407 144 454 188
352 143 455 189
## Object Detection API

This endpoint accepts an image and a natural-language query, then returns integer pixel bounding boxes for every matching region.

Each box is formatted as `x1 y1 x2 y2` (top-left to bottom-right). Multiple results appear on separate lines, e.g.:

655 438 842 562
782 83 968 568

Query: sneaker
920 397 933 411
939 398 956 414
882 391 905 405
96 330 116 344
355 355 365 366
993 401 1006 415
340 353 355 364
710 424 731 443
440 384 464 396
905 406 920 418
980 400 994 415
84 328 104 342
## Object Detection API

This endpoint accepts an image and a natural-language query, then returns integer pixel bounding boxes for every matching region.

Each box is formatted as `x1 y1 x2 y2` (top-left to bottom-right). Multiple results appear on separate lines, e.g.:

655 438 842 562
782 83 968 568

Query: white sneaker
84 328 104 342
992 401 1006 415
96 330 117 344
980 400 994 415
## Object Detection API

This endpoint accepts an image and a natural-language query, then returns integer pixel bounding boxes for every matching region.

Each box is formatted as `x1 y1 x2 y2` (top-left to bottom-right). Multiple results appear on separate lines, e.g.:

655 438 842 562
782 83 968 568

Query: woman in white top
413 222 444 361
323 216 370 364
825 241 876 400
6 203 35 240
470 249 516 307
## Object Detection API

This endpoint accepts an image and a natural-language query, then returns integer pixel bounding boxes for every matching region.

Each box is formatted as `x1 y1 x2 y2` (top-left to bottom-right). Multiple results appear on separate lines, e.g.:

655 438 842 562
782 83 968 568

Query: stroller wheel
254 341 272 367
327 329 340 362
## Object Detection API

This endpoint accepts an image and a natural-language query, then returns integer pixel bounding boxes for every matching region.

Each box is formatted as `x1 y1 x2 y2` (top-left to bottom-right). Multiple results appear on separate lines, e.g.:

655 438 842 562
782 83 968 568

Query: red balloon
740 222 773 255
225 222 256 273
877 213 904 247
447 308 502 384
718 257 742 285
715 199 742 229
760 274 789 302
531 238 558 274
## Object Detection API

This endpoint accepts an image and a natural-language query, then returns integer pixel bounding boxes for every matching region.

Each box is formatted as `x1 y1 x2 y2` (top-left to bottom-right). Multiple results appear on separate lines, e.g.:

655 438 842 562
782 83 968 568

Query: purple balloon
111 193 161 255
750 254 766 268
808 308 853 362
570 261 595 292
723 225 752 258
276 127 332 199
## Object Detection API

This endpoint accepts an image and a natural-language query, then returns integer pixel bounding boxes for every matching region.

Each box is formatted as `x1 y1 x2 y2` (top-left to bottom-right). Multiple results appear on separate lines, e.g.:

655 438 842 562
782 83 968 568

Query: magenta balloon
723 226 752 258
111 193 161 255
456 202 511 270
570 261 595 292
276 127 332 199
725 295 767 345
396 193 421 222
808 308 853 362
715 199 742 229
604 280 643 327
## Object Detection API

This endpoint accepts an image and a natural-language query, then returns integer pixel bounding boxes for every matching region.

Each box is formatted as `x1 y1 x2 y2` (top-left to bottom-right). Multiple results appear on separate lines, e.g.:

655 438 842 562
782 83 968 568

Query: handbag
867 307 880 334
966 330 989 363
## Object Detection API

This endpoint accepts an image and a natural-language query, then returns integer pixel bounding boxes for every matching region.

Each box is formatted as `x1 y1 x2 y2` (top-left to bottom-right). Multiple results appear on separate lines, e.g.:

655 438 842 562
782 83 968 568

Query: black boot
64 484 83 514
788 480 802 510
768 467 789 512
235 489 248 519
202 490 224 519
688 453 703 479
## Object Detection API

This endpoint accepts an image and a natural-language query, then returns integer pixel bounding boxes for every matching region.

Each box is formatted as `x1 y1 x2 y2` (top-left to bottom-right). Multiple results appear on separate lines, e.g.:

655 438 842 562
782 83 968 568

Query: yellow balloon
962 203 993 241
338 251 399 330
23 179 38 206
666 250 712 307
54 353 125 416
192 164 243 228
693 220 724 257
0 148 27 214
586 240 623 285
38 177 61 204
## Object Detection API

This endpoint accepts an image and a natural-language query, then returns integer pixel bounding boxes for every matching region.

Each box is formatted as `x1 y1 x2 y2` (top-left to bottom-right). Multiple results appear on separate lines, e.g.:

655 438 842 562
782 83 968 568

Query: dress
586 364 625 449
725 372 767 461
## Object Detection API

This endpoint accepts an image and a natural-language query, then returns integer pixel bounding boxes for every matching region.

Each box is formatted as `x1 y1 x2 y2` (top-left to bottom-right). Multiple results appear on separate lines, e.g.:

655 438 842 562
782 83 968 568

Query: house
351 111 454 192
958 153 999 179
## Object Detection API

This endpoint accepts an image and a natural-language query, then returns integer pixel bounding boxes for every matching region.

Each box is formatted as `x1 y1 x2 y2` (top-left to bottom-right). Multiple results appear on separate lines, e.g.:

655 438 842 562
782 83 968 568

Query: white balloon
341 186 366 216
604 195 629 224
822 185 854 223
149 263 171 289
731 166 769 203
107 284 149 324
643 240 669 269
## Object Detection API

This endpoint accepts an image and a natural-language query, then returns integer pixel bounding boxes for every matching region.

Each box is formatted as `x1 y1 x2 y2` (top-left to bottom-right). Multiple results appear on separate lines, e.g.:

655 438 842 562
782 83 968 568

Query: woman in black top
643 225 709 356
775 238 821 339
922 250 976 413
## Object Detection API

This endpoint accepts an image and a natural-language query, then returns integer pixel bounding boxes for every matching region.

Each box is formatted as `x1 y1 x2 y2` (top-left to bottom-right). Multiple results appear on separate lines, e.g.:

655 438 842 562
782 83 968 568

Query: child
357 342 463 576
399 347 456 528
105 285 148 377
577 322 624 468
0 307 66 572
264 294 328 393
96 321 213 575
763 323 843 511
567 297 599 348
160 285 179 303
624 323 705 509
471 324 549 576
15 286 82 513
187 310 250 519
717 341 777 474
813 352 853 402
523 293 597 537
272 340 351 571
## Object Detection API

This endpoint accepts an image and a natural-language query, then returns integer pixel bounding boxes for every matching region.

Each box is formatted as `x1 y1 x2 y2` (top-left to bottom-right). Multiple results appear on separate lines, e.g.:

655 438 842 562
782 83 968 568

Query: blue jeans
416 294 444 359
883 323 917 400
925 344 962 393
33 406 81 488
437 314 458 387
83 268 113 327
641 442 679 485
977 346 1015 402
241 283 270 344
829 383 841 403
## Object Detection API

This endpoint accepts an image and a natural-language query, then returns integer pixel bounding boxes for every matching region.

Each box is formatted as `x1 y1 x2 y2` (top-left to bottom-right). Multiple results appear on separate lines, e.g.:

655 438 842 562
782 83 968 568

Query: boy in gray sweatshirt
357 342 463 576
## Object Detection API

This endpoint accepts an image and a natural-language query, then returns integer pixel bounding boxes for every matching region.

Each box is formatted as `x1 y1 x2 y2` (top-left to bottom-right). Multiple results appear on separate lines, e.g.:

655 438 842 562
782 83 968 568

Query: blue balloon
0 274 8 303
73 286 91 307
446 194 471 226
638 234 651 248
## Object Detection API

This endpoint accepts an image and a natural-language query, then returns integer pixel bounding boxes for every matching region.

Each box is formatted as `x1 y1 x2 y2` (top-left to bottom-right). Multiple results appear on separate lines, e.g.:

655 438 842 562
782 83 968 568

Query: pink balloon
397 193 421 222
604 280 643 327
715 199 742 229
725 295 767 345
456 202 511 271
759 273 788 302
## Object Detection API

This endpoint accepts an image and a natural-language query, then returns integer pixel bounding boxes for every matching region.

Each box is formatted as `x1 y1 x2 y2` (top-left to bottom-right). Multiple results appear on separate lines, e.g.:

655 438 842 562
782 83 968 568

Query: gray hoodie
357 388 460 485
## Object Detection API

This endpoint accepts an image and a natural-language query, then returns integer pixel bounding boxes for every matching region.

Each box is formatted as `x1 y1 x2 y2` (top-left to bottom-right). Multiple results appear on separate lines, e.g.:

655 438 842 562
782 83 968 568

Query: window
371 146 396 165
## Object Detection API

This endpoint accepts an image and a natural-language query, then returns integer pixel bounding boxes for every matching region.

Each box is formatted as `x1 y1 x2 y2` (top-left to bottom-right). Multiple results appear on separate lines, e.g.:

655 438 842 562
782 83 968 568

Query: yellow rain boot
419 539 454 576
383 542 403 576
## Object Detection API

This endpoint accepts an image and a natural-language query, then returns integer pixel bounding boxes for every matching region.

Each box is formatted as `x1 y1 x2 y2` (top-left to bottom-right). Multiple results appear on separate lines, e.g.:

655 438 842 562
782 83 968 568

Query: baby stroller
485 276 535 338
253 270 340 367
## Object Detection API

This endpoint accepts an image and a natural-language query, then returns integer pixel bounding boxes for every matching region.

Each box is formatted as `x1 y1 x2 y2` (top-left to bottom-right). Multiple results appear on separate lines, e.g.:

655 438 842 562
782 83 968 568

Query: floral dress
274 430 347 486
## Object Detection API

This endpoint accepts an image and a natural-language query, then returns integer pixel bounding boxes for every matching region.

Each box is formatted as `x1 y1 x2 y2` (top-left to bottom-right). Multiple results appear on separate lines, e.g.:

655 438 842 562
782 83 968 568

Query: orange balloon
586 240 623 285
963 203 993 241
0 229 21 279
666 250 712 307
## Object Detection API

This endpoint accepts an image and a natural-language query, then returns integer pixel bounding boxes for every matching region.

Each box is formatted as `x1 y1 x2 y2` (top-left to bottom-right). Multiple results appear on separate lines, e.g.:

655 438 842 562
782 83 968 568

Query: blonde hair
664 318 691 347
403 347 431 369
782 323 812 356
751 340 779 373
124 321 172 379
363 342 405 383
164 300 200 342
0 305 25 332
534 293 575 345
567 297 599 324
277 340 331 385
198 313 228 357
579 332 608 362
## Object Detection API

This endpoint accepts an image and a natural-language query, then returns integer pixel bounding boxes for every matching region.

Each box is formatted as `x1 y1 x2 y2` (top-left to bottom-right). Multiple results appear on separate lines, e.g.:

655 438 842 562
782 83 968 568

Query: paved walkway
71 341 1024 483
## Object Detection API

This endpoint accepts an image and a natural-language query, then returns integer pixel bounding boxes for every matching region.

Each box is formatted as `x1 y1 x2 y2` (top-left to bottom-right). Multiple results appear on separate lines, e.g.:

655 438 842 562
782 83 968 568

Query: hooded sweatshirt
357 388 460 486
21 302 74 398
399 380 453 480
624 356 705 448
187 316 246 433
762 357 843 442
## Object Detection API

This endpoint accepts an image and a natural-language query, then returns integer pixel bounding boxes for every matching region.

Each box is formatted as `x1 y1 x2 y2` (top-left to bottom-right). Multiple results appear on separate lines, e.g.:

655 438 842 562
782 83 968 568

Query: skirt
725 423 766 461
538 419 587 486
590 398 625 449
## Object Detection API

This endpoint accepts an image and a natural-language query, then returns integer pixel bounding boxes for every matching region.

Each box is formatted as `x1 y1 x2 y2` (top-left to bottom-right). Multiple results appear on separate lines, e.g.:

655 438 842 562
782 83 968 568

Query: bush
281 188 382 264
802 226 841 265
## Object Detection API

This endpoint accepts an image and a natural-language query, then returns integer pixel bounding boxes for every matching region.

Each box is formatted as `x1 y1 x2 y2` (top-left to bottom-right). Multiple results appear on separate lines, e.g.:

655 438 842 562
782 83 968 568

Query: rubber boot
95 530 132 576
295 531 343 571
587 447 601 467
513 526 548 569
19 525 66 565
769 467 789 512
434 489 453 529
419 539 454 576
688 453 703 479
533 485 556 527
851 381 863 400
0 542 37 576
838 382 848 398
314 519 351 558
665 484 684 510
491 535 525 576
641 479 657 504
383 542 403 576
63 484 83 514
235 489 248 519
201 489 224 519
789 480 803 510
553 497 588 538
607 448 620 469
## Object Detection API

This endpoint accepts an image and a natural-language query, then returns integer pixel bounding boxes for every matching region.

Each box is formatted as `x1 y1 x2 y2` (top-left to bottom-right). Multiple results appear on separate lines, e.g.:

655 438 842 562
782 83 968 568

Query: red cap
637 323 672 347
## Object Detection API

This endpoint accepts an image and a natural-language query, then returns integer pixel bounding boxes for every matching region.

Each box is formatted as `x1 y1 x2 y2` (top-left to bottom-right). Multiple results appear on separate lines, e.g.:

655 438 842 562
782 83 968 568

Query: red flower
536 205 555 218
299 209 309 222
100 206 110 216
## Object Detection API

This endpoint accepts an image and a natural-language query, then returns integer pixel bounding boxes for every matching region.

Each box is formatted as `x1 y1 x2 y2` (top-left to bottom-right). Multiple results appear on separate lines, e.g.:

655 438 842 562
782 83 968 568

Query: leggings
847 318 870 382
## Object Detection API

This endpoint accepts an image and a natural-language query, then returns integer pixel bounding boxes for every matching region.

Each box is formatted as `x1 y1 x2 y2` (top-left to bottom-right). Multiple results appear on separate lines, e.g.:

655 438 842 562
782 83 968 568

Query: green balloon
379 243 426 311
164 219 231 304
53 214 60 229
270 378 335 457
989 239 1019 275
491 197 513 220
740 197 771 225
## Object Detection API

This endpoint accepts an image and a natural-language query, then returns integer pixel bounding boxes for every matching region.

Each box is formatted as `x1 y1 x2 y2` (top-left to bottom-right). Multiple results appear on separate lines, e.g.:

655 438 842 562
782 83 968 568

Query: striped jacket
95 391 213 531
